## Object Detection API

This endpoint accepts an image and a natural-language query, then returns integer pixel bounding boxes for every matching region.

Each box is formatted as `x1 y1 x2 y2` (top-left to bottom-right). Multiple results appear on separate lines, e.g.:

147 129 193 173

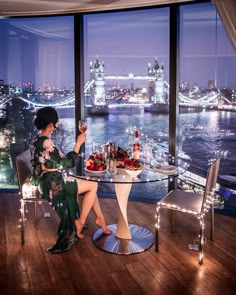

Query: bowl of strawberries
125 159 142 178
85 153 106 174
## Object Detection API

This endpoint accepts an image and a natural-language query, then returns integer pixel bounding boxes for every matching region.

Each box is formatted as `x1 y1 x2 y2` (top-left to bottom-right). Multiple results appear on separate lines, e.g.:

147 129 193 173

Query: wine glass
106 158 117 175
78 120 87 133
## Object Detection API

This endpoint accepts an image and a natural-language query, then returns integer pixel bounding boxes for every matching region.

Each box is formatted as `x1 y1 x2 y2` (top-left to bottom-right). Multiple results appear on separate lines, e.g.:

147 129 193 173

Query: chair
16 149 48 245
155 158 220 265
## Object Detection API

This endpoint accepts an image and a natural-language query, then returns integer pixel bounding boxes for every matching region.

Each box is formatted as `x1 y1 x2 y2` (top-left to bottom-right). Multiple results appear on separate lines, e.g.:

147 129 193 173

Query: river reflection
58 110 236 201
61 110 236 176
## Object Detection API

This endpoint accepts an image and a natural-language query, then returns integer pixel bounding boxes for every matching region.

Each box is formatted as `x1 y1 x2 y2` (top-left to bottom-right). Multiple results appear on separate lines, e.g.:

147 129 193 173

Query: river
57 109 236 202
1 105 235 200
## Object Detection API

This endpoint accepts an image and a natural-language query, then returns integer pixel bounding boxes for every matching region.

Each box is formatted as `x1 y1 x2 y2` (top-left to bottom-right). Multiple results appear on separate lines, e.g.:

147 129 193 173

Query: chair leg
171 210 175 233
34 202 39 225
199 215 205 265
155 207 160 252
211 202 214 241
20 199 25 245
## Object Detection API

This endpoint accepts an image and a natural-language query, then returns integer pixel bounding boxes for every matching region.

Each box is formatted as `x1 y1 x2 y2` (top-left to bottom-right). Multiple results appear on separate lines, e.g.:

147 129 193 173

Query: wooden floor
0 192 236 295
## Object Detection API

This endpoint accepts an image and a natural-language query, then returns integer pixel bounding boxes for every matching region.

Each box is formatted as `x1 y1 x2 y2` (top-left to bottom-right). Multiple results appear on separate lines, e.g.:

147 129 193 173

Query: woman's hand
41 164 59 173
74 133 86 153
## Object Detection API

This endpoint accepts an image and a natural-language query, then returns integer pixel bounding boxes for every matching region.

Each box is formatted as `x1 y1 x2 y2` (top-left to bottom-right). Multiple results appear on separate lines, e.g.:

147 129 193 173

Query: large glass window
179 2 236 210
83 9 170 201
0 16 74 189
1 2 235 211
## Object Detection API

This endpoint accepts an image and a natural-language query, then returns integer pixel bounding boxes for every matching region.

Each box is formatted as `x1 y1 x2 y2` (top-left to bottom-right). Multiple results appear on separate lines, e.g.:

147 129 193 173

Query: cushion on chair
159 190 204 214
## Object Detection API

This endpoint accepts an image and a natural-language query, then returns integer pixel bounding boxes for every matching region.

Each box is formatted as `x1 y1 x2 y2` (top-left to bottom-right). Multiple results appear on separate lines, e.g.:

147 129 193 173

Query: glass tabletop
68 160 188 184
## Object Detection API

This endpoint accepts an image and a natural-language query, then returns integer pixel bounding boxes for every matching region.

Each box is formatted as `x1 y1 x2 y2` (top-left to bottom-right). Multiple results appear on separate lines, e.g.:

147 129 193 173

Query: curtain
212 0 236 50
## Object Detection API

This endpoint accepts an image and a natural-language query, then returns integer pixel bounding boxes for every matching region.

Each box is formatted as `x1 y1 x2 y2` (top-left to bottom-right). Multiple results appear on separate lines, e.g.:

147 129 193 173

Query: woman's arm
56 133 87 169
73 133 86 154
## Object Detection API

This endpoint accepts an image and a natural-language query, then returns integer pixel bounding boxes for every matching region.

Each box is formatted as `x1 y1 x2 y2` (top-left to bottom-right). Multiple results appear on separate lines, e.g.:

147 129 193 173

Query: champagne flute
78 120 88 133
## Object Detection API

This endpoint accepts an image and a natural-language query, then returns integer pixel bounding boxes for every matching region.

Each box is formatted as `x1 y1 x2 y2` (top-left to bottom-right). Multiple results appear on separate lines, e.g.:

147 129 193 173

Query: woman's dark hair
34 107 58 130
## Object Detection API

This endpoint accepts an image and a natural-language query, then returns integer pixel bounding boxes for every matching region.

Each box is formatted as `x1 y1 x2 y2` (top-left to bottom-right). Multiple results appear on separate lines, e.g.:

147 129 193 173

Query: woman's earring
50 124 54 132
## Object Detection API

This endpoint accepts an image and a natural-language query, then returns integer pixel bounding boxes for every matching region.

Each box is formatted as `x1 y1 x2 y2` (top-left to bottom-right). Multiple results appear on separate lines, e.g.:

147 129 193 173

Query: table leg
114 182 132 239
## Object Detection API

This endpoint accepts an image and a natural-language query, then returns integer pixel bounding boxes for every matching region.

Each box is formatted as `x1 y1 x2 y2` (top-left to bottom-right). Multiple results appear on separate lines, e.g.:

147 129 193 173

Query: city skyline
0 2 235 90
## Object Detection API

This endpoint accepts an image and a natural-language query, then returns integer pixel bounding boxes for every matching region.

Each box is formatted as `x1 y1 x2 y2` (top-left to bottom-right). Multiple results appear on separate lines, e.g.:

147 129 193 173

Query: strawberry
88 163 95 170
96 154 103 159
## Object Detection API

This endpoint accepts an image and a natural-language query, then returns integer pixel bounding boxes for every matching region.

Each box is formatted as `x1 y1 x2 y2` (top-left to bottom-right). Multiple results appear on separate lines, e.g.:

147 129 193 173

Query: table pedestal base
93 224 154 255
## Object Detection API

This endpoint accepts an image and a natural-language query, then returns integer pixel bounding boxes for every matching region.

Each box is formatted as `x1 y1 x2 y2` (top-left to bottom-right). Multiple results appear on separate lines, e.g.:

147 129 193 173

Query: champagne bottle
133 130 140 160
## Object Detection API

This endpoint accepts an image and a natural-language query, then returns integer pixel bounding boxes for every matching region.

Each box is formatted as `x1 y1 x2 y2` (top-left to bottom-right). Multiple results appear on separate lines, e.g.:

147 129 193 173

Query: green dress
31 135 80 253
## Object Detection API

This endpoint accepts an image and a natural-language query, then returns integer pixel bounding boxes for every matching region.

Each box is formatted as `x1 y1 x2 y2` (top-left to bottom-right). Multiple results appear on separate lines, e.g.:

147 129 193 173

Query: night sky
0 2 235 90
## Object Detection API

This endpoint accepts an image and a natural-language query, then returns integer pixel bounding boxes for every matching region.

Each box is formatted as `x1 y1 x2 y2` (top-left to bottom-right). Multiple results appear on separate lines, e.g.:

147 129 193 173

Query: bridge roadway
0 86 232 110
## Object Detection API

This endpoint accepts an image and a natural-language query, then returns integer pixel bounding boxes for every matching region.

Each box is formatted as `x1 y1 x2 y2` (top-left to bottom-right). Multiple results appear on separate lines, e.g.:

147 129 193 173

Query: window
0 2 235 211
0 16 74 188
83 8 170 200
179 2 236 209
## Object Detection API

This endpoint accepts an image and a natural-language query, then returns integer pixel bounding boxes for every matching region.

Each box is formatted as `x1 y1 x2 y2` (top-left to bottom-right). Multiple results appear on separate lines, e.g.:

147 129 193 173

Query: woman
31 107 111 254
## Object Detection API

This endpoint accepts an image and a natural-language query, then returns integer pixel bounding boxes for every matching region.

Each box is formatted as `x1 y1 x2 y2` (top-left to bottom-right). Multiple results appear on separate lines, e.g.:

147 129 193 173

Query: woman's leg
74 179 97 238
92 196 111 234
74 179 111 237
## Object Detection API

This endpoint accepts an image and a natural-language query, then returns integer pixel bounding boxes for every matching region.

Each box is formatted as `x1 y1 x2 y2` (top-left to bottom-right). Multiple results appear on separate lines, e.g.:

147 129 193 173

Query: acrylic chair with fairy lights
155 158 220 265
16 149 49 245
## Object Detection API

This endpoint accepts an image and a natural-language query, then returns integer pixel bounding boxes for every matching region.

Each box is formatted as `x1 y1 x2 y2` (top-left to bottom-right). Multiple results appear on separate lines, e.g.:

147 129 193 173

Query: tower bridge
88 57 167 106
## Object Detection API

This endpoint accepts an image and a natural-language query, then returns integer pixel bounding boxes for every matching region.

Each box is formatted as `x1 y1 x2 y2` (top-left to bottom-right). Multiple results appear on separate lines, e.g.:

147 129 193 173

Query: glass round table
69 162 187 255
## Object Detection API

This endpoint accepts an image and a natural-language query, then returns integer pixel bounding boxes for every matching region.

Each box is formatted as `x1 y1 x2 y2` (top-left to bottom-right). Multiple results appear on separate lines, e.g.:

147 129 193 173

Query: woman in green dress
31 107 111 254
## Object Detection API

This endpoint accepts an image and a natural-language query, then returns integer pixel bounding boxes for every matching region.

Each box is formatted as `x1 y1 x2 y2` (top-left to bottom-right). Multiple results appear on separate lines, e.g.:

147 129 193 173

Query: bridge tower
148 59 165 104
89 57 106 105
